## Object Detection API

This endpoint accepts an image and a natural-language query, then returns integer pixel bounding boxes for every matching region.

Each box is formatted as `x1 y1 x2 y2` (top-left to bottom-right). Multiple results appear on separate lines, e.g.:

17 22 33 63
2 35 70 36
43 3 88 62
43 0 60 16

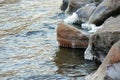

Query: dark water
55 48 97 80
0 0 97 80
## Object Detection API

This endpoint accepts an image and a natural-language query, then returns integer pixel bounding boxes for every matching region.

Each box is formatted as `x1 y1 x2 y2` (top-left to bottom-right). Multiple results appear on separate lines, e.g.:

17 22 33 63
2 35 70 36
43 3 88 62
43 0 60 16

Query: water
0 0 97 80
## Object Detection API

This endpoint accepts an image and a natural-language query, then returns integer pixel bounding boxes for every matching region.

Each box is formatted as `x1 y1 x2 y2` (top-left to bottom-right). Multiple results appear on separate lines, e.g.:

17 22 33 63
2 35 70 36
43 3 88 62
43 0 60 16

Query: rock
60 0 69 12
65 0 103 15
76 3 96 22
64 3 96 24
105 62 120 80
85 15 120 62
57 22 89 48
63 0 105 24
86 40 120 80
105 41 120 80
59 0 103 12
88 0 120 26
65 0 89 14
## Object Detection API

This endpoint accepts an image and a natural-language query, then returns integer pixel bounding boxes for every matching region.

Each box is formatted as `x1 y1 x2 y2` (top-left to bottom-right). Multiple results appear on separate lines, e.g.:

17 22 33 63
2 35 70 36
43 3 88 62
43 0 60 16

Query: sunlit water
0 0 97 80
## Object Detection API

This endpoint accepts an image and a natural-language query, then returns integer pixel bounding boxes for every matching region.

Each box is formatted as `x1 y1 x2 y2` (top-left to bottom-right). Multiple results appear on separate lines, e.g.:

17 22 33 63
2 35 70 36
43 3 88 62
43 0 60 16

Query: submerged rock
86 40 120 80
88 0 120 26
85 15 120 62
57 22 89 48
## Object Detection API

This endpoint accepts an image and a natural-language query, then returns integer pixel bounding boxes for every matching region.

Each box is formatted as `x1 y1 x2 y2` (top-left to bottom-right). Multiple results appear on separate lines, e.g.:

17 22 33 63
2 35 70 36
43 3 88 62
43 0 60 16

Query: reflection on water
55 48 85 65
55 48 97 80
0 0 97 80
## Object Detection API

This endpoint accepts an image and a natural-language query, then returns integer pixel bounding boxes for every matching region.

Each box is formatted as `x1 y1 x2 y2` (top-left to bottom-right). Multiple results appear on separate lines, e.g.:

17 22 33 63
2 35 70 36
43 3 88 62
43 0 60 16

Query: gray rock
65 0 88 14
65 0 103 15
85 15 120 62
88 0 120 26
64 3 96 25
76 3 96 23
105 63 120 80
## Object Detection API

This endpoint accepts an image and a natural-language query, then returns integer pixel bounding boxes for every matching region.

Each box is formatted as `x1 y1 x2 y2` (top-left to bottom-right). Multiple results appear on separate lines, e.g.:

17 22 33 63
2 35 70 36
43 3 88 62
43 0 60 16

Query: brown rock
88 0 120 26
109 41 120 64
86 41 120 80
57 22 89 48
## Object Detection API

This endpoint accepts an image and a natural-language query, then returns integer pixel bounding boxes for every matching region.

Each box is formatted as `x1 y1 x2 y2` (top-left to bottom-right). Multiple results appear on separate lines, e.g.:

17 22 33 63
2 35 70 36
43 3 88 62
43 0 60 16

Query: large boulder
65 0 89 14
86 40 120 80
57 22 89 48
88 0 120 26
85 15 120 62
65 0 103 14
64 3 96 24
63 0 104 25
76 3 96 23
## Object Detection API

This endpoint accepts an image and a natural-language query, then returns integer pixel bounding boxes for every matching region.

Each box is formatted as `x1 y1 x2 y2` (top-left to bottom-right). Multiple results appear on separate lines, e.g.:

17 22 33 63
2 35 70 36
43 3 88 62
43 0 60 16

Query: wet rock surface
85 15 120 62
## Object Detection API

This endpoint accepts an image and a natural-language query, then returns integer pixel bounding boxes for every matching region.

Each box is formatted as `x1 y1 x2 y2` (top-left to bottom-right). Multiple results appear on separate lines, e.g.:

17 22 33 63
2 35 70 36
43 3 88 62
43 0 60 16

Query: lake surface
0 0 97 80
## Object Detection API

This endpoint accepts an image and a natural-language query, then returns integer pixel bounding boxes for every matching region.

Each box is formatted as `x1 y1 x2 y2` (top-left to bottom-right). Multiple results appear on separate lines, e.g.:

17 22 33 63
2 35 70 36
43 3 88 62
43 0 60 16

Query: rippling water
0 0 97 80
